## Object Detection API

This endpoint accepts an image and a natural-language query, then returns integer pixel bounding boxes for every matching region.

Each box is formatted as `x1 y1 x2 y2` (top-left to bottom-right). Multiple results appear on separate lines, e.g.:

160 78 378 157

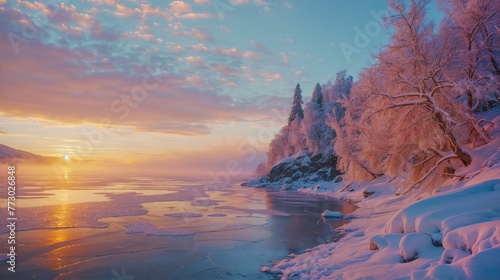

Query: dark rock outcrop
243 152 341 189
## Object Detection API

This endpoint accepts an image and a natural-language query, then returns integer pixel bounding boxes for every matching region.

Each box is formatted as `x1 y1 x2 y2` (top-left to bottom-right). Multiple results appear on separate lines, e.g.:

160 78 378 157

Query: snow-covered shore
260 130 500 279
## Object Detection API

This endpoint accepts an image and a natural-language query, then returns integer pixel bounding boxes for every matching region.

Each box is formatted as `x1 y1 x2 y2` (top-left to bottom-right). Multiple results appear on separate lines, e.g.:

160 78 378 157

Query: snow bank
443 220 500 255
263 149 500 279
385 179 500 244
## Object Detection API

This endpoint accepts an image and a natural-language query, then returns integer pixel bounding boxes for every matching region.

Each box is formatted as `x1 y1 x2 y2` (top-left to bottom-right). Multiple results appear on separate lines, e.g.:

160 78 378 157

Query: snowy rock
443 220 500 256
399 233 436 262
369 234 402 251
244 153 340 189
321 210 343 218
440 248 470 264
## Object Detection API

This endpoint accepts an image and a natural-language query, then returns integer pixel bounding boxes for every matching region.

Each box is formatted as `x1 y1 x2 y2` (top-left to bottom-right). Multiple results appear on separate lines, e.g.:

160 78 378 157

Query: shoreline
246 138 500 279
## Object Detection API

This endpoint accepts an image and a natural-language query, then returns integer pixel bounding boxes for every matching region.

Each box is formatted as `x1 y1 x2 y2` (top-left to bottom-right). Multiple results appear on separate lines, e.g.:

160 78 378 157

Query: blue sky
0 0 445 175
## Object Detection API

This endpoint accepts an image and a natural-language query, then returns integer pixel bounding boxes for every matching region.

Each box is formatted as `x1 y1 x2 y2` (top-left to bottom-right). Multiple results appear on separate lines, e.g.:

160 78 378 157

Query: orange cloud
0 35 278 136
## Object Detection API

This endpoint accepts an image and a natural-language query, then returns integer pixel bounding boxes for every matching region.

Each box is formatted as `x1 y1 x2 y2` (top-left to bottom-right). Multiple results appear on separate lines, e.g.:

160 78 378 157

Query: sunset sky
0 0 444 176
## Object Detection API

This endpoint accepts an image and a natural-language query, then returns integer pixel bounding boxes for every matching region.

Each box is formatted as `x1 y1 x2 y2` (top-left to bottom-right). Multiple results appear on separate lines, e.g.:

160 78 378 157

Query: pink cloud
87 0 118 5
214 47 260 60
166 43 183 53
230 0 269 6
140 3 163 17
218 25 230 32
169 1 191 14
0 35 270 136
168 22 184 31
137 25 151 32
194 0 210 4
125 31 163 43
114 3 138 17
212 63 240 76
184 55 209 70
18 1 56 17
186 75 212 89
218 78 238 88
260 71 282 81
280 52 290 65
59 23 85 38
180 12 213 19
191 43 209 52
175 28 214 42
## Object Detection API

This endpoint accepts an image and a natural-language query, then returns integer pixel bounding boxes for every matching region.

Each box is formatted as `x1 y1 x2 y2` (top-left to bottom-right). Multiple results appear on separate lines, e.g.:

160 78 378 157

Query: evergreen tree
288 83 304 124
311 82 324 108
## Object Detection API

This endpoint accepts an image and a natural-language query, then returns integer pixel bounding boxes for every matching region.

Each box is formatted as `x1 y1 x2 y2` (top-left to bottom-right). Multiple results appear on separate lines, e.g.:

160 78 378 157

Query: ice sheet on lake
207 213 227 217
215 206 290 216
125 222 195 236
165 213 204 218
0 188 206 233
191 199 221 206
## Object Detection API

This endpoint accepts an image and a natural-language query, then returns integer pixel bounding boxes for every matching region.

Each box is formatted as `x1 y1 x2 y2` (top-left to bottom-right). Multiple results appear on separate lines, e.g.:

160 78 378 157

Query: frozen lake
0 176 356 279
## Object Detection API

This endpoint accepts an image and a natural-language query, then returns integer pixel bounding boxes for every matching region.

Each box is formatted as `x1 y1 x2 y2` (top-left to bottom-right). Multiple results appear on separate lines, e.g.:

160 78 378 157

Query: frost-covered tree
266 83 307 172
302 83 334 155
339 0 490 193
265 125 290 172
289 117 307 154
288 83 305 124
438 0 500 110
324 70 353 121
328 69 384 183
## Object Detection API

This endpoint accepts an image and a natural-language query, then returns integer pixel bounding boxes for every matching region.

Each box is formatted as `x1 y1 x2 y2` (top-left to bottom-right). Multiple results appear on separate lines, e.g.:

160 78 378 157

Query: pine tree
311 82 324 108
288 83 304 124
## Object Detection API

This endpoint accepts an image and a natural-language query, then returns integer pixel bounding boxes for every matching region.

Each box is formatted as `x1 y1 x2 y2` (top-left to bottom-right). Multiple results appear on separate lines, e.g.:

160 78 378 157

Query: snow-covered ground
261 119 500 279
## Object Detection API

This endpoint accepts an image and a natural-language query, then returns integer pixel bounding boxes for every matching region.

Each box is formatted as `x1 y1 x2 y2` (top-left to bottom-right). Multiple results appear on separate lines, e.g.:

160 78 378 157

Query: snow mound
443 220 500 255
321 210 343 218
399 232 442 262
125 222 194 236
165 212 203 218
384 179 500 278
422 247 500 280
386 179 500 243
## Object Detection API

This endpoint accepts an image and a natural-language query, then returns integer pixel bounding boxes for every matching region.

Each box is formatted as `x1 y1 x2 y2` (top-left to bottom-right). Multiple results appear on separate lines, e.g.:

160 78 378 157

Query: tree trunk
466 88 473 109
434 111 472 166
